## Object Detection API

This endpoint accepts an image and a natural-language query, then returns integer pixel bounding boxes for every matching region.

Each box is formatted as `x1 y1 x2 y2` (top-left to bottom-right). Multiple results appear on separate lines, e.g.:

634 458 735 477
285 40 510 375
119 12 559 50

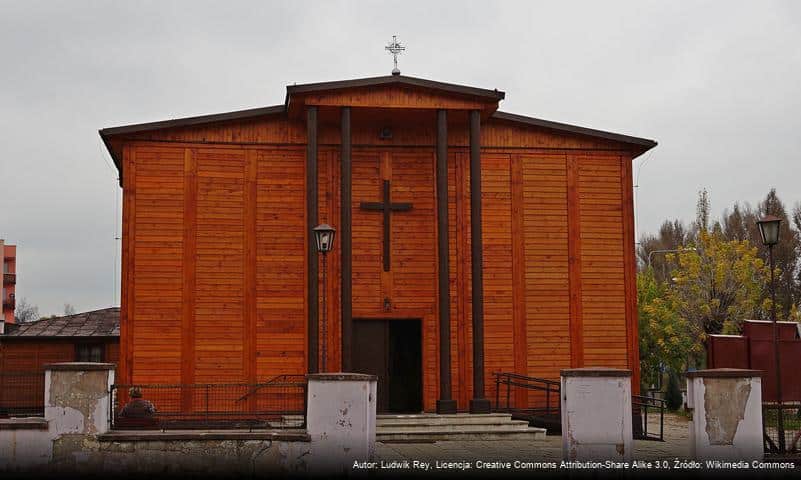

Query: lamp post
757 215 783 452
313 224 336 373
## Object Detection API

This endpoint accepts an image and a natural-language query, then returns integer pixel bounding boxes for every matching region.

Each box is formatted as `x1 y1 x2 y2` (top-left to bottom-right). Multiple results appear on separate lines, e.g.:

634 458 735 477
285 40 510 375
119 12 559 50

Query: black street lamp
757 214 784 452
313 224 336 372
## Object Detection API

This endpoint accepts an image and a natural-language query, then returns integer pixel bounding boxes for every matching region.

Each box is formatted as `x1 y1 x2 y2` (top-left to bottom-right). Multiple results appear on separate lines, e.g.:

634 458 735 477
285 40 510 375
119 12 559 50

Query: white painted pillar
561 368 633 461
306 373 377 475
686 368 763 461
45 362 116 436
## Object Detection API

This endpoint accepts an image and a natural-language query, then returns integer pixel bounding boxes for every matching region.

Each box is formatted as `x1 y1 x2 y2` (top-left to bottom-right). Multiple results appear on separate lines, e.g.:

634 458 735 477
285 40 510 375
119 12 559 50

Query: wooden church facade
101 75 656 413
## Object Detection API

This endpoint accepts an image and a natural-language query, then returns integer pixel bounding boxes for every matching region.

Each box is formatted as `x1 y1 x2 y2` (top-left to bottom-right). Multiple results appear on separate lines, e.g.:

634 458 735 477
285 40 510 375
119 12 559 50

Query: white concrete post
0 363 116 471
45 363 116 436
561 368 633 461
306 373 377 475
686 368 763 461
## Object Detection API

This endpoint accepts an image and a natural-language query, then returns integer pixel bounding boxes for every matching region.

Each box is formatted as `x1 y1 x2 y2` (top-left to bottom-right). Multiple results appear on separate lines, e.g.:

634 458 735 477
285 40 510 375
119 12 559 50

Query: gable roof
492 111 657 150
285 74 506 103
100 74 657 179
2 308 119 339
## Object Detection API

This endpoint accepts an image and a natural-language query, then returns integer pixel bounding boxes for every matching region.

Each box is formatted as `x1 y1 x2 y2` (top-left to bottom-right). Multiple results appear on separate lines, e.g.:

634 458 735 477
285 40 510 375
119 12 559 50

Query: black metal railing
0 372 45 417
493 371 664 441
493 372 561 417
110 377 307 430
633 394 665 441
763 402 801 454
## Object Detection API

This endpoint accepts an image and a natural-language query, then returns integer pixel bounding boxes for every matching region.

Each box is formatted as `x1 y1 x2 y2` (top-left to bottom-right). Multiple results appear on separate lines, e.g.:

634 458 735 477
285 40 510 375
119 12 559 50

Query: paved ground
375 413 690 463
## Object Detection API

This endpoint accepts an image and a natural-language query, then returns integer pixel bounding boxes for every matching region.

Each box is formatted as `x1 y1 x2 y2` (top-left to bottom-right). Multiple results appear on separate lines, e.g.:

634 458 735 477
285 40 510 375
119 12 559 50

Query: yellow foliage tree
668 230 773 335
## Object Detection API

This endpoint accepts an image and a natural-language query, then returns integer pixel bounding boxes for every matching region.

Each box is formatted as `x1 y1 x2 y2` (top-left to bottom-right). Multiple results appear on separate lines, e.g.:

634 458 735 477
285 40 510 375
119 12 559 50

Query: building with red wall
1 240 16 326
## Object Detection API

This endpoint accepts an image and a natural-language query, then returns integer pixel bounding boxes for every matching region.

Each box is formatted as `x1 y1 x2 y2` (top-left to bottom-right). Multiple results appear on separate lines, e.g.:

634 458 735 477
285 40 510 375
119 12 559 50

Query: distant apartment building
1 240 16 326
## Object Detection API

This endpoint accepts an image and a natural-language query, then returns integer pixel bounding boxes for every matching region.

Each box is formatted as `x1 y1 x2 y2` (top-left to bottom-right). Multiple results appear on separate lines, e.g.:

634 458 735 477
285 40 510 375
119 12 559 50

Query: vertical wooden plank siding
244 150 258 386
119 144 133 385
194 149 246 382
390 150 437 411
566 155 584 367
510 154 528 407
621 154 640 391
453 151 473 409
578 156 628 369
114 101 647 412
181 148 197 394
131 146 184 384
521 154 569 403
255 149 307 376
481 154 514 406
317 150 341 371
351 151 382 314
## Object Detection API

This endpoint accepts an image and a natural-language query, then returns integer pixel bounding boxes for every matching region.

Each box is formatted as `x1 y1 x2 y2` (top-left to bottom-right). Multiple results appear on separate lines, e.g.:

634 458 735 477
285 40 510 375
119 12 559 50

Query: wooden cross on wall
359 180 413 272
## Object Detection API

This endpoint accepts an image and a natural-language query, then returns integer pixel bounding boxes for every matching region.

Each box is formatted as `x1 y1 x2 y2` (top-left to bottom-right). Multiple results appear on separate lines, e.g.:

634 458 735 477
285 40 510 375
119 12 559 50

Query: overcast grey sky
1 1 800 316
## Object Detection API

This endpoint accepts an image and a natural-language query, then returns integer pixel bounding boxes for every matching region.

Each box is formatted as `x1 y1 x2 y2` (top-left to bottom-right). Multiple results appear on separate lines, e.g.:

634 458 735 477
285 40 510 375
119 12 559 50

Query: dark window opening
76 344 104 363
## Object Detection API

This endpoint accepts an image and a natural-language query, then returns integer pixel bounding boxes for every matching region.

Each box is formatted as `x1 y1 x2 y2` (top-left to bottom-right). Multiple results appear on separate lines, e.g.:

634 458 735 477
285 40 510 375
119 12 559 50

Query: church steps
375 413 547 442
377 427 546 443
376 413 513 426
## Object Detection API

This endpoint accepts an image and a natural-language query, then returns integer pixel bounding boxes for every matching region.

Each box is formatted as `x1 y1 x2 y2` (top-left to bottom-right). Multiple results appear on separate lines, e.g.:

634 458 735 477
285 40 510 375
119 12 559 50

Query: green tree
664 372 683 411
637 268 704 389
668 230 771 335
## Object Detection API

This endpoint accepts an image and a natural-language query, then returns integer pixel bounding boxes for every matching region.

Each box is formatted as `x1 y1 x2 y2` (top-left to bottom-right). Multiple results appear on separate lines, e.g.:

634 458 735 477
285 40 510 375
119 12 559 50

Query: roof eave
492 111 657 158
99 105 287 185
285 74 506 101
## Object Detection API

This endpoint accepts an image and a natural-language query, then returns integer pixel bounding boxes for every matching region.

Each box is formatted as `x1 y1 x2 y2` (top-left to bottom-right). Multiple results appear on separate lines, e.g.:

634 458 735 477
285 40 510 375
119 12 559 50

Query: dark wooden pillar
469 109 491 414
340 106 353 372
436 109 457 414
306 106 319 374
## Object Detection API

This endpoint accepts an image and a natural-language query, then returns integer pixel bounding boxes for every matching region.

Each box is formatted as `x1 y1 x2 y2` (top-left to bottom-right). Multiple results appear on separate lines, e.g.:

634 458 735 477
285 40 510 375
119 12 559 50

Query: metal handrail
493 371 665 441
236 374 308 402
493 372 561 416
632 394 666 441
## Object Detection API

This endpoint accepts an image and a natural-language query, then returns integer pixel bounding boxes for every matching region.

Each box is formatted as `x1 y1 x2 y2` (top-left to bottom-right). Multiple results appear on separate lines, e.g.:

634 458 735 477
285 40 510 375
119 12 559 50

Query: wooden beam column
469 109 491 414
307 106 319 374
436 109 457 414
566 155 584 368
340 106 353 372
181 148 197 410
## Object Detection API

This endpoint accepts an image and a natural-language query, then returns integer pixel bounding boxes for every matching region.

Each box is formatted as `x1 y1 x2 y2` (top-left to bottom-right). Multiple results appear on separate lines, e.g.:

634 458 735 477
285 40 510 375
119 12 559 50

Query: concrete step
377 426 547 443
376 413 514 426
376 420 528 432
377 420 531 433
375 413 547 442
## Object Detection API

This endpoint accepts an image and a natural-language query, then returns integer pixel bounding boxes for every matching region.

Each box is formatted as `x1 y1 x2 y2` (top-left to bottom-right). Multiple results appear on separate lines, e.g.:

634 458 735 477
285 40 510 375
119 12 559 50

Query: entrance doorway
352 319 422 413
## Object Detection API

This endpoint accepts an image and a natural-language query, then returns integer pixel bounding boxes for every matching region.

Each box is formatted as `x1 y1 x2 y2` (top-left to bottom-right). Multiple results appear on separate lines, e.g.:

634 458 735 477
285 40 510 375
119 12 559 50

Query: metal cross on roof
385 35 405 75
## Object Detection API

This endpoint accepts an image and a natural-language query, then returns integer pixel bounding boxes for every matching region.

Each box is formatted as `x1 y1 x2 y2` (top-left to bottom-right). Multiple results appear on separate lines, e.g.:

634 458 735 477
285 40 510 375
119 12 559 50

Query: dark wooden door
352 320 390 412
352 319 422 413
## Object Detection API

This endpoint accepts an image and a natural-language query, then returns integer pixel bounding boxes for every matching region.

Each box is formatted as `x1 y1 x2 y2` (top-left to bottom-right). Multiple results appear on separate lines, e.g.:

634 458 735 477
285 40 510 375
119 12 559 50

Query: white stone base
686 369 763 461
561 368 633 461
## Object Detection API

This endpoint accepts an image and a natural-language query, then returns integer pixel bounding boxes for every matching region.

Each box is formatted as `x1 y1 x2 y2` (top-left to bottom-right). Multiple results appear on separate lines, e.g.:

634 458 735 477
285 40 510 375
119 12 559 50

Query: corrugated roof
2 308 119 338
